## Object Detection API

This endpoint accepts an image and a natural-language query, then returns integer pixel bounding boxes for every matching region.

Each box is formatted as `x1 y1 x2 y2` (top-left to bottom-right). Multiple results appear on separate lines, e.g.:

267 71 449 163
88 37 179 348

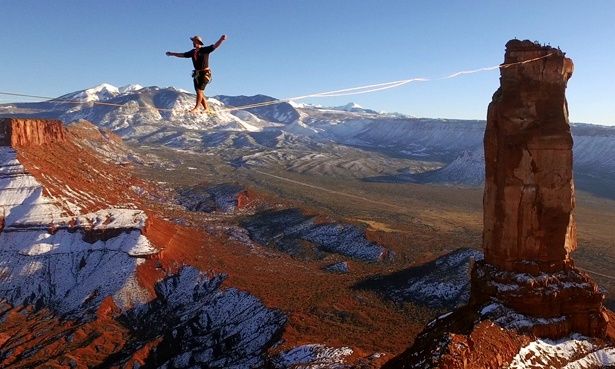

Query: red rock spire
474 40 607 338
383 40 613 369
483 40 576 274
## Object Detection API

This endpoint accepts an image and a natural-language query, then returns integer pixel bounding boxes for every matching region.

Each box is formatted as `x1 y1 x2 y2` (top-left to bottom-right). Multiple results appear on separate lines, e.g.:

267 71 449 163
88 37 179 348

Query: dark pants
193 69 212 91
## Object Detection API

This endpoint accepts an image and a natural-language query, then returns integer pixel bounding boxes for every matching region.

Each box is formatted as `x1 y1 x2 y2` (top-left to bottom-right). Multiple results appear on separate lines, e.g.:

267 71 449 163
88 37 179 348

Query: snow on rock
288 100 305 108
472 261 607 338
573 132 615 176
331 102 379 115
237 118 263 132
0 147 151 232
0 149 156 257
421 147 485 186
479 302 568 332
215 95 300 125
78 208 147 229
0 244 149 316
177 183 244 213
1 229 154 256
392 249 481 307
339 102 363 110
60 83 120 102
303 223 389 262
324 261 350 273
118 84 144 93
356 248 483 308
0 145 157 318
273 344 353 369
241 208 392 262
0 148 64 225
562 348 615 369
121 267 287 369
507 335 615 369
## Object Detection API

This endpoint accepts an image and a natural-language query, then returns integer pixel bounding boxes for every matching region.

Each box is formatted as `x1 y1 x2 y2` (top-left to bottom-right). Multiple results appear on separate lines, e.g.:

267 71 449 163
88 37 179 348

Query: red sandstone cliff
482 40 576 274
384 40 615 369
474 39 608 339
0 118 65 147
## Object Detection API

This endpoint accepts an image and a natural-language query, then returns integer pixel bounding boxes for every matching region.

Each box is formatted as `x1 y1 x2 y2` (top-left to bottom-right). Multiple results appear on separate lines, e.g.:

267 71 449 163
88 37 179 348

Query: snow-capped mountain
1 83 614 197
216 94 300 124
333 102 379 114
339 102 364 111
119 83 144 93
57 82 121 102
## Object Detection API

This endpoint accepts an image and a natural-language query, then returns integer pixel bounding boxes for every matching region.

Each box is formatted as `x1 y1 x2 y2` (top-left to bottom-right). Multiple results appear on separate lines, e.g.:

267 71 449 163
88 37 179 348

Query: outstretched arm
213 34 227 49
165 51 187 57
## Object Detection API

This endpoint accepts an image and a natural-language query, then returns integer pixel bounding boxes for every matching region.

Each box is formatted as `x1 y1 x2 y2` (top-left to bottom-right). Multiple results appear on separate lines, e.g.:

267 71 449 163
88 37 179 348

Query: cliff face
384 40 614 369
475 39 607 339
0 118 65 147
483 39 576 274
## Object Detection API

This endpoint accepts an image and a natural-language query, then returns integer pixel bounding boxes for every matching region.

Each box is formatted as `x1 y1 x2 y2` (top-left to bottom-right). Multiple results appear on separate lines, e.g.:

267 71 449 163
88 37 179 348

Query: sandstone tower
472 39 607 338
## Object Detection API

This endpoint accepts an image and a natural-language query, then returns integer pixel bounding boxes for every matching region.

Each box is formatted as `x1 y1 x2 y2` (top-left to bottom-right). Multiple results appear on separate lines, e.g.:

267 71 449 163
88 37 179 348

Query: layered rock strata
0 118 65 146
473 39 607 338
482 40 575 273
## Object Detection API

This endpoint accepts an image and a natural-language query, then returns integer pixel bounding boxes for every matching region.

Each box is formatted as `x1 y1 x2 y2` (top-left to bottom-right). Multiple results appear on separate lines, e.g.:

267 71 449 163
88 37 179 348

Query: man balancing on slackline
166 34 227 113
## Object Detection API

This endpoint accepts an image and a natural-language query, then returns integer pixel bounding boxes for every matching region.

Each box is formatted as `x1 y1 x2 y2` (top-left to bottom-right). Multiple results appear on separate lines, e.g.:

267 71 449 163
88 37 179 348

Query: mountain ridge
1 84 614 199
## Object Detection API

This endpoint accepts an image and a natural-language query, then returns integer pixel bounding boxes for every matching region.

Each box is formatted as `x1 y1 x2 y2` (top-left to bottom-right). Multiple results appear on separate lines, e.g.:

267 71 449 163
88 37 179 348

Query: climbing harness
192 68 212 83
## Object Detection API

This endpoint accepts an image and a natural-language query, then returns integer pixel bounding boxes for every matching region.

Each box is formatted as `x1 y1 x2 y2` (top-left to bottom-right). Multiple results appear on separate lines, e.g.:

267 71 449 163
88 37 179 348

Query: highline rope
0 53 555 115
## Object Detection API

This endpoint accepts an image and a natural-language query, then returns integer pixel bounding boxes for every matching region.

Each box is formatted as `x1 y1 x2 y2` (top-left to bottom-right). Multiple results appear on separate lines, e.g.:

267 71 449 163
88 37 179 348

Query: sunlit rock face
0 118 66 147
482 39 576 274
474 39 607 339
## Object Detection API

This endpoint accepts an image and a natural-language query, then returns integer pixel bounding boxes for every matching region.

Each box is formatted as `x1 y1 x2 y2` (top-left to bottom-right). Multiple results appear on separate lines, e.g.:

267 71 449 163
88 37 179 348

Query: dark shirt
182 45 216 70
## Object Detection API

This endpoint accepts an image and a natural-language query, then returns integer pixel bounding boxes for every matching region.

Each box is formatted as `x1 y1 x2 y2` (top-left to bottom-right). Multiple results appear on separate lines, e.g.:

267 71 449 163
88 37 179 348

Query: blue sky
1 1 614 125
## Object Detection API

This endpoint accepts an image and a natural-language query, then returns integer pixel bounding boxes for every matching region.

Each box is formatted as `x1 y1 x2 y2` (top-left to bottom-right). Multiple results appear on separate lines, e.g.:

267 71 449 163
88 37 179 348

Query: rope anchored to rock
0 53 555 115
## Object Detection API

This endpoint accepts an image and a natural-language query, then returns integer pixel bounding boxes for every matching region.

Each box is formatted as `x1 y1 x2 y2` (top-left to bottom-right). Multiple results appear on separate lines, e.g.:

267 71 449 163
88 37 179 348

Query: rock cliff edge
0 118 65 147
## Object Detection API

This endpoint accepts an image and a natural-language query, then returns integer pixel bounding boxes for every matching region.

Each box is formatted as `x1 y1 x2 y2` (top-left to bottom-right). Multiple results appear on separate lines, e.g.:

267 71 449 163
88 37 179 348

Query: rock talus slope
383 40 615 369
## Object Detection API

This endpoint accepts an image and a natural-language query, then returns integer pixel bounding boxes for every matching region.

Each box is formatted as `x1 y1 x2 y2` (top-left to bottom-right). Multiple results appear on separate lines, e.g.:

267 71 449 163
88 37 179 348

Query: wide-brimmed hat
190 35 204 45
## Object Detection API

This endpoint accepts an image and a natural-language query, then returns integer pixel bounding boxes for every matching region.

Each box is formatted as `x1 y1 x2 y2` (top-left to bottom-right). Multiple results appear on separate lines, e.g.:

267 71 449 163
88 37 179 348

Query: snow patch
0 145 157 318
288 100 305 108
480 302 566 331
274 344 353 369
562 348 615 369
66 83 120 102
507 335 615 369
118 84 144 93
